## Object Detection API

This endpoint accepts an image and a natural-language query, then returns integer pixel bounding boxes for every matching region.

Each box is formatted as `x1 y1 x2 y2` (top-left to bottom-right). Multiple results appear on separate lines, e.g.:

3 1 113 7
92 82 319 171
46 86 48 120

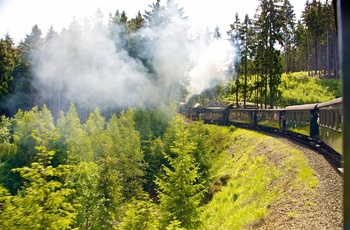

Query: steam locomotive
182 97 343 156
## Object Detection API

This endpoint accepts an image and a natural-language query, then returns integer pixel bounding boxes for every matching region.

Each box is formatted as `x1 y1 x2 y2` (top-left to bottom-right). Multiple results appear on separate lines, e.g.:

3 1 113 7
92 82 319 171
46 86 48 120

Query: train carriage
256 109 284 130
181 97 343 157
193 107 227 124
317 97 343 154
228 109 254 127
284 103 318 138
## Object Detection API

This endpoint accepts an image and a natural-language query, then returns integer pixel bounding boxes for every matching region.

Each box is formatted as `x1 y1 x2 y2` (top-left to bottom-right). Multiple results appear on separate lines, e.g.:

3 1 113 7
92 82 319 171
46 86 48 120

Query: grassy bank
201 126 319 229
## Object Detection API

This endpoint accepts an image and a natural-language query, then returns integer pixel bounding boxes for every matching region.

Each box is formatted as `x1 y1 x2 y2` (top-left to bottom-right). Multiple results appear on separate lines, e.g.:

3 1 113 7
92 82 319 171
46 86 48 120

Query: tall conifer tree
156 116 205 229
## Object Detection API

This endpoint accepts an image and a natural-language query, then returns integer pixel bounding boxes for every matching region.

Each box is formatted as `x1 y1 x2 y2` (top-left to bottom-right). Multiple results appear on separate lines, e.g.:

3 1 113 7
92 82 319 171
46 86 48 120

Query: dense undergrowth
277 72 341 106
201 126 319 229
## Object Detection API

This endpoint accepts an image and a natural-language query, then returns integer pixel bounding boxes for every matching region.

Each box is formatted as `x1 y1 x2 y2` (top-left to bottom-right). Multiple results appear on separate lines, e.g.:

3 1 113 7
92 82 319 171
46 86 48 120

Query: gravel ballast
258 137 343 229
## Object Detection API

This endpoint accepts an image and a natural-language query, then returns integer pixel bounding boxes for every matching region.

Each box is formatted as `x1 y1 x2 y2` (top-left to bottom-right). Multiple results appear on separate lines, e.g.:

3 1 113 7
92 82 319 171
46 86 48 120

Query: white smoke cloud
32 5 236 112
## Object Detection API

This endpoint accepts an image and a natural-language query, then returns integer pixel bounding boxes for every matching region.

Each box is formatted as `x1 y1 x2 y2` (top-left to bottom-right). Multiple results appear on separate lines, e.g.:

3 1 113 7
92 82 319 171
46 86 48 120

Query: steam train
181 97 343 156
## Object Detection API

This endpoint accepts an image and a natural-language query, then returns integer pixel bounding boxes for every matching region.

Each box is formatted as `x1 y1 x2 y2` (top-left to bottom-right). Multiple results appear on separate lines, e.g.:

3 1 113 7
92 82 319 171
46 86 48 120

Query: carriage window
336 111 340 129
340 114 343 130
305 112 310 123
320 111 325 126
323 111 327 126
326 111 330 127
335 111 340 129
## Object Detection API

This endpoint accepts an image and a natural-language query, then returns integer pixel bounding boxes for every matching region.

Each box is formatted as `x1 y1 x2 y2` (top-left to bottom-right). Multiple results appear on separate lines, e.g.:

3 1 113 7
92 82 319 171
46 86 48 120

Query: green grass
200 127 319 229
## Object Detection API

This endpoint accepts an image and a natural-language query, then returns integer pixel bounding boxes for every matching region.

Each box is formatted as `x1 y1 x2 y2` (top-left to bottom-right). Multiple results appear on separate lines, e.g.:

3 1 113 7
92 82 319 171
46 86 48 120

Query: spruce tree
156 116 205 229
0 34 16 101
106 110 145 199
0 128 76 229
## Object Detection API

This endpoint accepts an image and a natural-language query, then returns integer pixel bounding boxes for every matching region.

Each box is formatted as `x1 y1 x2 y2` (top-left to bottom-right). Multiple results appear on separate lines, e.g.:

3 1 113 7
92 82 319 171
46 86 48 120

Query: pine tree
227 13 242 108
57 103 93 162
240 14 254 108
84 108 106 161
0 106 55 194
15 25 44 110
254 0 284 108
0 34 16 101
96 147 123 229
68 161 104 229
144 0 164 28
213 26 221 39
106 110 145 199
39 26 60 114
156 116 205 229
0 128 76 229
117 193 160 230
282 0 296 73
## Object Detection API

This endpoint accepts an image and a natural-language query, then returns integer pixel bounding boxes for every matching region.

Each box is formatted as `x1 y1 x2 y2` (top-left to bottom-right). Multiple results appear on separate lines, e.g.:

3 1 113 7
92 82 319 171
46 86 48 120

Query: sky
0 0 308 44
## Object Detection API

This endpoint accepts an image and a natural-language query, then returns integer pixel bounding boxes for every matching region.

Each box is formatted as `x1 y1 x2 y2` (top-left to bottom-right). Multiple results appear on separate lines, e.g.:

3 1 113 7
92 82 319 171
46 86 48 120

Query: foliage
67 162 103 229
57 103 93 163
156 116 205 229
106 110 146 199
0 105 56 194
95 148 123 229
0 128 76 229
0 34 16 99
277 71 339 106
0 100 324 229
117 193 160 230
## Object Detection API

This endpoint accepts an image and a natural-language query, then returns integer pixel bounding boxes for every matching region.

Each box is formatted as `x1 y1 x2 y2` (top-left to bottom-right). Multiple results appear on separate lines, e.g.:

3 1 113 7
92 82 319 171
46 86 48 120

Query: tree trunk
314 35 318 76
244 56 247 108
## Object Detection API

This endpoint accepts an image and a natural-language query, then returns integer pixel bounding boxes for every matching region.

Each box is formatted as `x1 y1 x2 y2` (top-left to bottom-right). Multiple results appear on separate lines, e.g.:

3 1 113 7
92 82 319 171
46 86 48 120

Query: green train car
284 103 318 138
317 97 343 155
183 97 343 156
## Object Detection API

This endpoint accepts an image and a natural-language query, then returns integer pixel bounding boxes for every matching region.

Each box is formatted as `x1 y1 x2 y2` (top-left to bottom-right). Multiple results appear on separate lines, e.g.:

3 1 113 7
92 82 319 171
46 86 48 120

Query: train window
340 114 343 130
336 111 340 129
299 112 303 122
335 111 340 130
330 111 334 127
320 111 325 126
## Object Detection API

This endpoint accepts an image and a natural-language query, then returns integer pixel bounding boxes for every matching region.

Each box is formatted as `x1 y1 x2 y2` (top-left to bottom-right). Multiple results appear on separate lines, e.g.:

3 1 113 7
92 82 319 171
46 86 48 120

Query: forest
0 0 340 229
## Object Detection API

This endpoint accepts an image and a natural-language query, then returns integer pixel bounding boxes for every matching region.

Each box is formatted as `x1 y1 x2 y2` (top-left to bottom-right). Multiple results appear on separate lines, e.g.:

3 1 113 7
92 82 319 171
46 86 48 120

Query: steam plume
32 4 236 113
